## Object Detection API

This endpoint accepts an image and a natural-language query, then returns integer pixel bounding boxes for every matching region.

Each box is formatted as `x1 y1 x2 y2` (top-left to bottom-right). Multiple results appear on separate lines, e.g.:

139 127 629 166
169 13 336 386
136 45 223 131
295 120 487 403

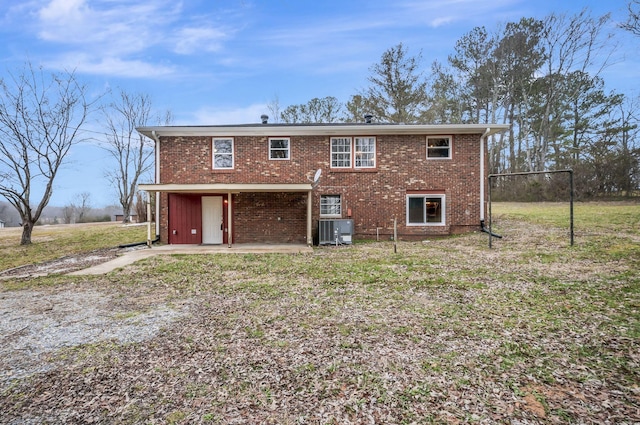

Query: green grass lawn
1 202 638 424
0 222 148 271
493 201 640 234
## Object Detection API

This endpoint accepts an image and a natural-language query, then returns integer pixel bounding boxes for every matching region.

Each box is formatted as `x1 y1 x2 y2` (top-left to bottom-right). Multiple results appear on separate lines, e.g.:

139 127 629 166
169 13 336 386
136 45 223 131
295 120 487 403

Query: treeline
272 9 639 201
0 200 120 227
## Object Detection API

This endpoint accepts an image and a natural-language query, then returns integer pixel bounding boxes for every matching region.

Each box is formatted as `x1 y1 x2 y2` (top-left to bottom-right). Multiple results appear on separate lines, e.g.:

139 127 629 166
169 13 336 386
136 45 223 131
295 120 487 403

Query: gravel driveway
0 286 189 391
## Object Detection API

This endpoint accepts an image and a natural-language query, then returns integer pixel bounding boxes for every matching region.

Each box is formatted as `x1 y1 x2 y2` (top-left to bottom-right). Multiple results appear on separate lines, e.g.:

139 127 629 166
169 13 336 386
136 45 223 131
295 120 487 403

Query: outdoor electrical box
318 219 354 245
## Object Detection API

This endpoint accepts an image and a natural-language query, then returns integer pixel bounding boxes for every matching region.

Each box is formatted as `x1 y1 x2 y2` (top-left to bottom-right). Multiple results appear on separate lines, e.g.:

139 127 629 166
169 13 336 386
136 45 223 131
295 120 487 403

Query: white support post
146 202 152 247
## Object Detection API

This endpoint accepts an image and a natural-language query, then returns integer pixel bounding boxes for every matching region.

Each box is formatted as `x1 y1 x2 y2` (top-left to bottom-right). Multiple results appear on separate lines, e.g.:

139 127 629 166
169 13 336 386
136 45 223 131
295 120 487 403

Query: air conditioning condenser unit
318 219 353 245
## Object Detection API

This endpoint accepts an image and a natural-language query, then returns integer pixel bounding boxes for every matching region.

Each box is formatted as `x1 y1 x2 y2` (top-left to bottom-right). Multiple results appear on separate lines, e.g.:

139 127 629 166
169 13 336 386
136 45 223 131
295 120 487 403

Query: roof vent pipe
260 114 269 124
364 114 373 124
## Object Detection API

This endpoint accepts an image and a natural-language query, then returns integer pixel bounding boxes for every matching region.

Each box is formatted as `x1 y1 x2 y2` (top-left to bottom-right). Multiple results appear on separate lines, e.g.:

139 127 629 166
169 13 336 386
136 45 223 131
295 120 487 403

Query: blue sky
0 0 637 208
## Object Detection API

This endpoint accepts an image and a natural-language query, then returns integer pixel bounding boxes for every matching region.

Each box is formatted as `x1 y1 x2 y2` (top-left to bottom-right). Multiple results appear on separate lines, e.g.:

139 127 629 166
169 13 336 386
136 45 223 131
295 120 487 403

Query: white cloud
38 0 87 22
399 0 521 27
22 0 524 83
38 0 105 43
173 27 227 55
31 0 234 78
46 53 176 78
430 16 455 28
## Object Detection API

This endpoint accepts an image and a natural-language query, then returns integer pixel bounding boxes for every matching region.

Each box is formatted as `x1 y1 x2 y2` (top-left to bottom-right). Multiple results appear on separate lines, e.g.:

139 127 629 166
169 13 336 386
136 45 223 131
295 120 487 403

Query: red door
168 194 202 244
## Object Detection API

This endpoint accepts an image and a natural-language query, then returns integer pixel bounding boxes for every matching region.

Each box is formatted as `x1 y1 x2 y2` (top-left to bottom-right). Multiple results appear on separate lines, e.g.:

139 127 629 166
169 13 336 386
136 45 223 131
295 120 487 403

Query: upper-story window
427 136 452 159
331 137 351 168
213 138 234 169
269 138 290 160
331 137 376 169
355 137 376 168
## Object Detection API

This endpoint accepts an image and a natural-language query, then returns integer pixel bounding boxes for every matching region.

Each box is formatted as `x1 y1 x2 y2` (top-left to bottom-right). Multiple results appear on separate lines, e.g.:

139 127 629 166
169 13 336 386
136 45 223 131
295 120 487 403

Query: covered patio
138 183 314 247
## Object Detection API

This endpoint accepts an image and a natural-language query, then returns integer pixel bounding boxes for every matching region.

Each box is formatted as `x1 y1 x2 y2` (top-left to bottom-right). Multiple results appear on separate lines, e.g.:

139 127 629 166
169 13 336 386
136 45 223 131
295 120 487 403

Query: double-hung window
320 195 341 217
407 194 445 226
331 137 376 169
213 138 234 169
269 138 290 160
331 137 351 168
427 136 452 159
355 137 376 168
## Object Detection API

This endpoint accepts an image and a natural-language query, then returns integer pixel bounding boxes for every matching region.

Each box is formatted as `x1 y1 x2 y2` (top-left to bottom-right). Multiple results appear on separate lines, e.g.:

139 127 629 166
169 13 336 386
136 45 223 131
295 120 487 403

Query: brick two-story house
137 121 508 246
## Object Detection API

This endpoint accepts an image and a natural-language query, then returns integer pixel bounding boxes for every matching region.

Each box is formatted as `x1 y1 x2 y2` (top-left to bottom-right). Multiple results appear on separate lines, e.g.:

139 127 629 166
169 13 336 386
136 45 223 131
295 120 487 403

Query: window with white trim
320 194 341 217
331 136 376 169
331 137 351 168
213 138 234 169
269 138 290 160
355 137 376 168
426 136 452 159
406 194 445 225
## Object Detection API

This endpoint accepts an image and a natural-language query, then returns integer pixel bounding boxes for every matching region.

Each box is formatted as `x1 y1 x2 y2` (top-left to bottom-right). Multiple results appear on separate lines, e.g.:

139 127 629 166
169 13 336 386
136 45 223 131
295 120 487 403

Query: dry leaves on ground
1 218 638 424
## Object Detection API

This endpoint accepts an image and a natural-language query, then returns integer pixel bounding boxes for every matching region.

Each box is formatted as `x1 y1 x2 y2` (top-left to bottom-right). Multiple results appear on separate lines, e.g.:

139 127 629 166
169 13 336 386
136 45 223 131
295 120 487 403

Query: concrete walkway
69 244 313 276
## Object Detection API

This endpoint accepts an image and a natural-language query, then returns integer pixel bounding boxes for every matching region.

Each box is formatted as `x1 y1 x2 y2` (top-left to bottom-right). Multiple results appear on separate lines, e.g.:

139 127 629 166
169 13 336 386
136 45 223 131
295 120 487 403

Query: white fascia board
137 124 510 139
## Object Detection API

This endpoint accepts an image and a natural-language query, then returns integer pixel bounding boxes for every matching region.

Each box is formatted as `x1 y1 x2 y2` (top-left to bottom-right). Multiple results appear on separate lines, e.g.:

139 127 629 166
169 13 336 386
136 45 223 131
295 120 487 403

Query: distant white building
0 220 5 229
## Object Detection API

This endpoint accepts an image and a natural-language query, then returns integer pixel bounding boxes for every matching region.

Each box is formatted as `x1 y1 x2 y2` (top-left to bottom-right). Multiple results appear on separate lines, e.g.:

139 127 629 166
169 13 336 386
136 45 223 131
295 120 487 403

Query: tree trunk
21 221 34 245
121 205 131 224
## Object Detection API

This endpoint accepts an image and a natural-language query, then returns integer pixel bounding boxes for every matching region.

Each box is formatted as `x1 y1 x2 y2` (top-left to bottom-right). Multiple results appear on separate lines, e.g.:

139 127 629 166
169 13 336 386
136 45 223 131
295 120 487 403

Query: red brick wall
156 133 485 243
232 192 307 244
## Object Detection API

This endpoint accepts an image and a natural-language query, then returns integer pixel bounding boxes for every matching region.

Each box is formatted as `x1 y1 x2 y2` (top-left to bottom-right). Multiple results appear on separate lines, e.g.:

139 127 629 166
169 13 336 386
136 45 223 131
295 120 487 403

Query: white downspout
227 191 233 248
151 130 161 237
480 127 491 222
307 190 312 246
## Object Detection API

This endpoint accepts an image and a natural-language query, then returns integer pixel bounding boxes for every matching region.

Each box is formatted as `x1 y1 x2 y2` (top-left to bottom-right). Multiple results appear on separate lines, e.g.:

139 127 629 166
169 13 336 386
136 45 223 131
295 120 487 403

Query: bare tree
62 192 92 223
613 94 640 195
525 10 615 172
0 62 91 244
266 94 281 123
102 89 170 224
134 191 148 222
0 203 7 224
62 205 74 224
621 0 640 36
74 191 92 222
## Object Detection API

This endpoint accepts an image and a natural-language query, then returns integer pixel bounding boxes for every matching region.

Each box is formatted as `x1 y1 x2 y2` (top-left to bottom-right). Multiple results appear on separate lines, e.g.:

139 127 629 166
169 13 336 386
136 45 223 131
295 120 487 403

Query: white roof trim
139 183 313 193
137 124 510 138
